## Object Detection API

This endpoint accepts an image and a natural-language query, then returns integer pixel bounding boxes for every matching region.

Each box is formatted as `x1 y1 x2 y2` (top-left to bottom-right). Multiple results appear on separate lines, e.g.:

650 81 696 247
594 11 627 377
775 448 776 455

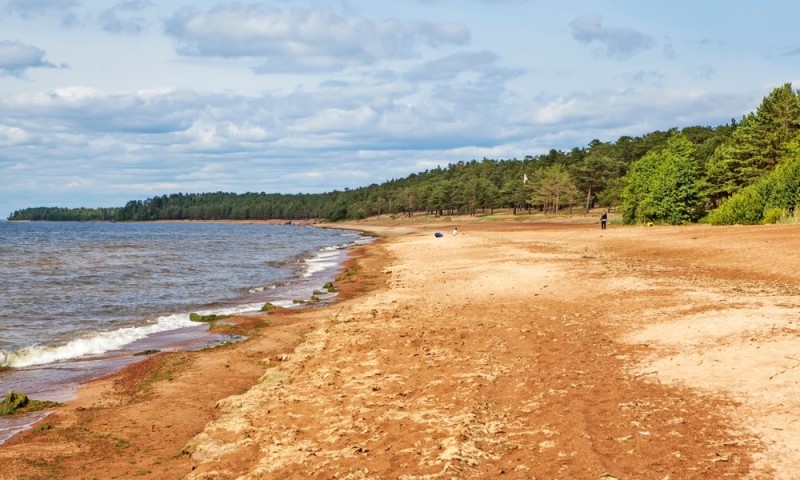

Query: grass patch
208 322 241 332
34 422 53 433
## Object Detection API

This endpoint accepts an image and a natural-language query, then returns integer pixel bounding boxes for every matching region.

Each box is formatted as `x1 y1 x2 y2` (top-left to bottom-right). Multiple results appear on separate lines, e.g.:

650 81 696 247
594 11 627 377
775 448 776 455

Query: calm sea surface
0 221 367 442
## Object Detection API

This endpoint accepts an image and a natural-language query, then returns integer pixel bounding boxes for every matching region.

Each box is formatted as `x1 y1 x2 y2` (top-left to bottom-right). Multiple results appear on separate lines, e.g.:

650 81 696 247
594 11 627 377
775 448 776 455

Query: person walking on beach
600 210 607 230
452 227 458 236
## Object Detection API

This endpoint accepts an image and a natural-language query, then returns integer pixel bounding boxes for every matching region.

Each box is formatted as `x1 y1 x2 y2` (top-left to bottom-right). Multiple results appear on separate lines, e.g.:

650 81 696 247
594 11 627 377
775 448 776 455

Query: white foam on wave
299 234 376 278
320 243 351 252
0 300 289 369
248 284 277 293
0 313 197 368
300 246 348 278
271 299 302 309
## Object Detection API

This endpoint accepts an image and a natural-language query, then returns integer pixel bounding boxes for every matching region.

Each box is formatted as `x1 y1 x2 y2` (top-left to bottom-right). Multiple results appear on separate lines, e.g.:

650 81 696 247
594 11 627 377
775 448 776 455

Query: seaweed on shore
0 391 61 416
260 302 276 312
189 313 232 322
133 349 161 356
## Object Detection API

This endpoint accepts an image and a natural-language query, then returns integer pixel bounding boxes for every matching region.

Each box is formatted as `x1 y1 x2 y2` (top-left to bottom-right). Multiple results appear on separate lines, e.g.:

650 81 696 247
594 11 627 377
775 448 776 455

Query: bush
707 147 800 225
762 207 786 224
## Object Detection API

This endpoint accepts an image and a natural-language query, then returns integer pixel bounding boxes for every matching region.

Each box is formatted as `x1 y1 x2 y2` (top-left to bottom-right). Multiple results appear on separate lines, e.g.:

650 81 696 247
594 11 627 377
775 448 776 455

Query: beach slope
4 221 800 479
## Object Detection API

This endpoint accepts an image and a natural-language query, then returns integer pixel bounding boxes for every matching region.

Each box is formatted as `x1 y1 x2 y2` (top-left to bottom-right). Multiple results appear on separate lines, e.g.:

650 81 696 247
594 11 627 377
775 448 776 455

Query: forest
8 83 800 226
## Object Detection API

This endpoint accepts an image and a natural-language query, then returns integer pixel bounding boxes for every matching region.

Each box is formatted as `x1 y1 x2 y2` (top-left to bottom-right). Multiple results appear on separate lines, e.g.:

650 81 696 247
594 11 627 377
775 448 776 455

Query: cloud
164 5 470 72
662 36 675 59
0 40 62 77
0 125 30 145
628 70 664 85
694 65 714 80
99 0 153 35
0 80 764 218
405 51 498 81
5 0 80 26
529 88 757 138
784 47 800 56
569 14 654 60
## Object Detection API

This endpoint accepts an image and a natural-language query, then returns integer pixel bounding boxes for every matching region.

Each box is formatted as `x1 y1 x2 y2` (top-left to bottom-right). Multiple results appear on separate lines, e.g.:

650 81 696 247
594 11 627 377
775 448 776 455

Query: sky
1 0 798 217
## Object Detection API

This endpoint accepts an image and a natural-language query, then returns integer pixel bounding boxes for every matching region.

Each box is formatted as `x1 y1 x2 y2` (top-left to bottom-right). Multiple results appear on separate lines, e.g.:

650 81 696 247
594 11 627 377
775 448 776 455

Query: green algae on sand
0 391 61 416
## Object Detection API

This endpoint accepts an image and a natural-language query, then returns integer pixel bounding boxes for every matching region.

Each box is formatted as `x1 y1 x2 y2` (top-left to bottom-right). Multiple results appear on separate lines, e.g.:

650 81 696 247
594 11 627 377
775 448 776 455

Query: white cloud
569 14 654 60
0 125 30 145
64 177 92 189
290 106 378 134
629 70 665 85
164 5 470 72
99 0 153 35
405 51 498 81
5 0 81 26
0 40 61 76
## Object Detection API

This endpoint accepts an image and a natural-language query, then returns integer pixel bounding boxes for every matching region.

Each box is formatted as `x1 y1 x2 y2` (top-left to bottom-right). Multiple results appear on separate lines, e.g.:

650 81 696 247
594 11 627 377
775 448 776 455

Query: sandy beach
2 218 800 479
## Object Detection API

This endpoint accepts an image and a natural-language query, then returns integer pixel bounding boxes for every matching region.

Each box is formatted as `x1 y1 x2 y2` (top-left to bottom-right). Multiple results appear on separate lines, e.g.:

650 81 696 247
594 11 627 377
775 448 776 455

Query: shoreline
3 220 800 478
0 223 371 446
0 234 391 478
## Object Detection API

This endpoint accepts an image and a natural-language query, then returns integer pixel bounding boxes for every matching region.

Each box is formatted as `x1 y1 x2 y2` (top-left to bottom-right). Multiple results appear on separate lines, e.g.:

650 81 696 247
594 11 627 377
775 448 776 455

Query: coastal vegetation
0 391 61 416
7 84 800 226
260 302 276 312
189 313 232 323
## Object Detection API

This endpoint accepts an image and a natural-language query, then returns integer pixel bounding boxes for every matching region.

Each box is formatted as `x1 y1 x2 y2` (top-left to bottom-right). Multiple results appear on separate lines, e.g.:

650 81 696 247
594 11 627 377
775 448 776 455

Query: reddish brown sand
2 218 799 479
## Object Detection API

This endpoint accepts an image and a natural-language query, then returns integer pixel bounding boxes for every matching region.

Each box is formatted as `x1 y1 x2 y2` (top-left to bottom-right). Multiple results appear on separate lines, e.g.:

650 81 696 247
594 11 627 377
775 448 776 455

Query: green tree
530 164 579 214
622 133 703 224
705 83 800 204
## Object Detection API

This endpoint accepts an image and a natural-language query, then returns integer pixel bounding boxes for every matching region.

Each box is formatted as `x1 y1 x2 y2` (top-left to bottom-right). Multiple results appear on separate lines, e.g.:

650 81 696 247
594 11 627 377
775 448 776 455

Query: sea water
0 221 368 443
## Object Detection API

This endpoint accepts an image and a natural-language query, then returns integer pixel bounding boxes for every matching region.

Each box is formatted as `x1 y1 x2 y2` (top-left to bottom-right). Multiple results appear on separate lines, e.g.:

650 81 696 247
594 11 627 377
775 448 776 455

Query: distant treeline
9 84 800 225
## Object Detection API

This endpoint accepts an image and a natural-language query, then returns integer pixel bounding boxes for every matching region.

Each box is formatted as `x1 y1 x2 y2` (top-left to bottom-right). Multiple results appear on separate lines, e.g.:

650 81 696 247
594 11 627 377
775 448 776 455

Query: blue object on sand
434 232 444 237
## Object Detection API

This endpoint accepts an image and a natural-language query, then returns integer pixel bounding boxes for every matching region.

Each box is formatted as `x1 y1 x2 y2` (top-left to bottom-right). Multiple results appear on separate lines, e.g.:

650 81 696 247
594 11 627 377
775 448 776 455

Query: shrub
762 207 786 224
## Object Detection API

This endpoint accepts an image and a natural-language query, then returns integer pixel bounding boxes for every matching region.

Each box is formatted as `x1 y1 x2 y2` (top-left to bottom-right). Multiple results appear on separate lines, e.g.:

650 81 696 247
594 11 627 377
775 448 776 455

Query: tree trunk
584 185 593 213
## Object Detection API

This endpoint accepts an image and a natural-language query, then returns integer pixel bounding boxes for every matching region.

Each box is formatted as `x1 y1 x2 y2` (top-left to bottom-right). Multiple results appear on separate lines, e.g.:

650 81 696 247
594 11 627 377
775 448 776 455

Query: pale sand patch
184 223 772 479
623 284 800 479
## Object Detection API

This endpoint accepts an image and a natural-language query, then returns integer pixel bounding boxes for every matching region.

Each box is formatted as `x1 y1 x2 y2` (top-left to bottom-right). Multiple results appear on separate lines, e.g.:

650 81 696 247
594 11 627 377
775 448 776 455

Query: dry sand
2 219 799 479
